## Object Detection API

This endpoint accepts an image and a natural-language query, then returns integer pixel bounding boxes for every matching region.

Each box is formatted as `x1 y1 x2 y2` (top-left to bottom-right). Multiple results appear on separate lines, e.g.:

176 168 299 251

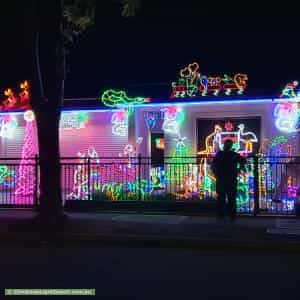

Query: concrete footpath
1 210 300 252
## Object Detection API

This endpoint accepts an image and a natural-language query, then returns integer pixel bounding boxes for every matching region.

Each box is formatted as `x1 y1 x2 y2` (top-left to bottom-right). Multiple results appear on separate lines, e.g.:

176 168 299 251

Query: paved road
1 243 300 300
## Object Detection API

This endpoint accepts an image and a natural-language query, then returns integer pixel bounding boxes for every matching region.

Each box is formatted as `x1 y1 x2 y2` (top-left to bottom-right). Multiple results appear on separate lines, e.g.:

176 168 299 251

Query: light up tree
166 135 195 197
15 110 38 199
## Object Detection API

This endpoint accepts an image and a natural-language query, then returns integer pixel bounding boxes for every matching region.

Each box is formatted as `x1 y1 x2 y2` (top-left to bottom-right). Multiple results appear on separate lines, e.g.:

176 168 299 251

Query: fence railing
1 156 299 215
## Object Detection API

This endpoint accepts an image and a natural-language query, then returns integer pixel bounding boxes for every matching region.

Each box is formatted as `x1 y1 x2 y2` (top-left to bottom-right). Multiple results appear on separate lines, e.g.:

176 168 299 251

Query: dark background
151 132 164 167
1 1 300 99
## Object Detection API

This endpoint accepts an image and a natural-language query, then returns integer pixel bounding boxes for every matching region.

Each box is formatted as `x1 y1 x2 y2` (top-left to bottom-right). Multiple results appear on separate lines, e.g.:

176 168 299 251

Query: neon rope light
271 135 288 146
0 80 31 112
68 146 100 200
150 166 166 190
101 89 148 107
111 110 128 136
161 107 185 135
198 122 258 155
144 111 158 130
15 110 38 198
170 62 248 98
273 101 300 133
60 112 89 130
280 81 300 98
0 166 16 187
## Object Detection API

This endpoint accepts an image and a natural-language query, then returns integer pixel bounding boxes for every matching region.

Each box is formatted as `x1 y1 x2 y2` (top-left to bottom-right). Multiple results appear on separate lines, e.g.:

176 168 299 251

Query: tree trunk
36 108 63 219
23 0 66 224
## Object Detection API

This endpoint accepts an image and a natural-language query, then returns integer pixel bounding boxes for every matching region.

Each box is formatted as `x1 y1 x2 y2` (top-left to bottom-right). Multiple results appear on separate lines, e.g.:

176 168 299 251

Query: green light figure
101 89 147 108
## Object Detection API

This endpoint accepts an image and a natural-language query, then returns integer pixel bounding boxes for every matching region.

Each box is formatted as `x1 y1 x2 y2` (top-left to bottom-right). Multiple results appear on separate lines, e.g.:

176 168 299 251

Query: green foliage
63 0 96 46
120 0 141 18
62 0 140 47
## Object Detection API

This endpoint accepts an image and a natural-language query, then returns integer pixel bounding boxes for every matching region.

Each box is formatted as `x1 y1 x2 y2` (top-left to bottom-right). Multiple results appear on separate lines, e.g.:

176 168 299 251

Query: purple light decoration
144 112 157 129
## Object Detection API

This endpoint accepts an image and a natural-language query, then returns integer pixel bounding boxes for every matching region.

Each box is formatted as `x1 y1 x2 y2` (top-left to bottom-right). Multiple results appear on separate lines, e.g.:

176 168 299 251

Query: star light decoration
174 135 187 152
224 121 234 131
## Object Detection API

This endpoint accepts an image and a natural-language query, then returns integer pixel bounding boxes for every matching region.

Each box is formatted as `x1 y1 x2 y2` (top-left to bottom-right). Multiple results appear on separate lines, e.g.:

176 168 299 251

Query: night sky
1 1 300 100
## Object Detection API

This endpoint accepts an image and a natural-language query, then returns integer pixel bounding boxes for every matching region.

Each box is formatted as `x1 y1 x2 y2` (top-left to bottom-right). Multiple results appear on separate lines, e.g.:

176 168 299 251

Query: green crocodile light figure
101 89 148 108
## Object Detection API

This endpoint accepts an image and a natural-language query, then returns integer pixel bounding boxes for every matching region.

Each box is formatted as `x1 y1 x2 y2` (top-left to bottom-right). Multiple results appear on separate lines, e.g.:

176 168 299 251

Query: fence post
34 154 39 209
137 154 142 213
138 154 142 201
253 156 260 216
87 157 91 201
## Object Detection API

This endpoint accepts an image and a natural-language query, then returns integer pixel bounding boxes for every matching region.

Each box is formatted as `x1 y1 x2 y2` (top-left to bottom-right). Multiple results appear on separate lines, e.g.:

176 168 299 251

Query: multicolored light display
0 80 30 112
170 62 248 98
280 81 300 98
198 121 258 155
0 166 16 187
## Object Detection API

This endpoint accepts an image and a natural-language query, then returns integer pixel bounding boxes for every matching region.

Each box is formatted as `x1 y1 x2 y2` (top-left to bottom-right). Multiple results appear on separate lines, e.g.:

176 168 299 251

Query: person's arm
211 154 219 177
237 154 247 172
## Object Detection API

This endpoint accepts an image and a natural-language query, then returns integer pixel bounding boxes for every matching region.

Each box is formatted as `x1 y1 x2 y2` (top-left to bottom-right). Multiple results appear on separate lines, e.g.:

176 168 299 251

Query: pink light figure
15 111 38 203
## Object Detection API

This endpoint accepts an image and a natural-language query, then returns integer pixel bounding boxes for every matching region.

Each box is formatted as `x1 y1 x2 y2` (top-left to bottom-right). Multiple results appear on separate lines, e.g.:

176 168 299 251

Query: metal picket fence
1 156 299 215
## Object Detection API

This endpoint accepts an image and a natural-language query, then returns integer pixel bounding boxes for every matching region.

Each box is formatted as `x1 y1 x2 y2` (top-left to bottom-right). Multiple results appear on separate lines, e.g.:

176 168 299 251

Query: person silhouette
211 139 247 221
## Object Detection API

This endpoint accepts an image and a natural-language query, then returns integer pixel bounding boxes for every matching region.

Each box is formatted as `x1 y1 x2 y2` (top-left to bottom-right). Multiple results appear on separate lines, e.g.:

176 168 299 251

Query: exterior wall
135 100 300 157
59 110 128 157
0 110 128 158
1 100 299 159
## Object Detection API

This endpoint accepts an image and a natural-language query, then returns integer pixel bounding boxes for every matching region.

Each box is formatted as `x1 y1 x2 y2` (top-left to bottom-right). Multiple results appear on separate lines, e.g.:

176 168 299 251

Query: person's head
223 139 233 151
